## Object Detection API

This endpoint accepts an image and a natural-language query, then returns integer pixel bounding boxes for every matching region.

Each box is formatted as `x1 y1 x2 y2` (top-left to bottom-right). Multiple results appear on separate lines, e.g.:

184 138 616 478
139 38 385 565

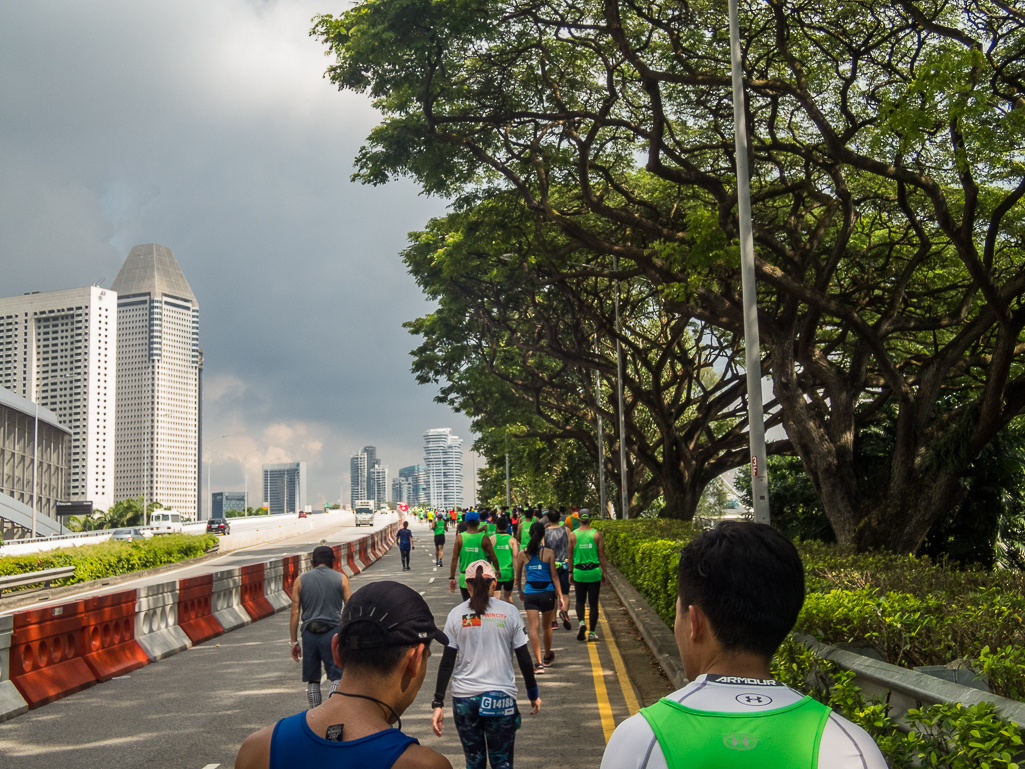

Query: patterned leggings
452 695 521 769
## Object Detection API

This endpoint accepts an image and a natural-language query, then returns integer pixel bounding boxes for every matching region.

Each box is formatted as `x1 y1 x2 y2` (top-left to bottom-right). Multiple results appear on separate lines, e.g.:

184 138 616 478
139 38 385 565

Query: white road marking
429 577 435 583
200 764 221 769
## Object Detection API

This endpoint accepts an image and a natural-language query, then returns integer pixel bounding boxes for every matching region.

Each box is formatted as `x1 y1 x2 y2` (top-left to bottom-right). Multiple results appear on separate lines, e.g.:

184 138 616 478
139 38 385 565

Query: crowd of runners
403 503 608 671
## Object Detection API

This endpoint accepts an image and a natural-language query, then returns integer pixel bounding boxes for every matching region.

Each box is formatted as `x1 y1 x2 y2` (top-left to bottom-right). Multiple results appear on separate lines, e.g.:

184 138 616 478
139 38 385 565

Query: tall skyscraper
112 244 201 520
392 464 427 506
369 465 389 506
362 445 377 500
0 286 118 511
263 462 307 515
424 428 463 510
349 451 367 506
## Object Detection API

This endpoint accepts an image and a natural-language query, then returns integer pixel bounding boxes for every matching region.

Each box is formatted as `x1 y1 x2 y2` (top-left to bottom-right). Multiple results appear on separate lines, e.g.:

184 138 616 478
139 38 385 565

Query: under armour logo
736 693 772 706
723 733 758 751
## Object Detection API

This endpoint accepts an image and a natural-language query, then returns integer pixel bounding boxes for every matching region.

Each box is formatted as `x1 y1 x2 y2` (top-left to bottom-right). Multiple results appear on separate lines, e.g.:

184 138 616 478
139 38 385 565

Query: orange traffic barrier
331 545 344 573
178 574 223 645
346 541 362 575
281 555 301 599
81 590 150 681
240 563 274 622
10 601 98 708
359 537 373 569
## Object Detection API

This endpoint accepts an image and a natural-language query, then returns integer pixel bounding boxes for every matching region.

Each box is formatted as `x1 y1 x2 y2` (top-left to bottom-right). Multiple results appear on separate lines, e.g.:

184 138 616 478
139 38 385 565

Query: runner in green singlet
490 517 519 602
484 509 497 537
433 513 448 567
567 509 606 641
518 508 536 548
448 511 499 601
599 522 887 769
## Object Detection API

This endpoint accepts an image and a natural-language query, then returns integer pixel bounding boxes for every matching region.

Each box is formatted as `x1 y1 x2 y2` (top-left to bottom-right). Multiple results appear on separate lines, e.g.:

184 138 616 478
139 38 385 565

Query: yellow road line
599 605 641 716
586 630 617 743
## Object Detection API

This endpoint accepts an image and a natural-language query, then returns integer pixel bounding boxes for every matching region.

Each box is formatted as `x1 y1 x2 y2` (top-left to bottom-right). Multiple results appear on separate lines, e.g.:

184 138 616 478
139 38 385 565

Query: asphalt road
2 512 399 616
0 518 670 769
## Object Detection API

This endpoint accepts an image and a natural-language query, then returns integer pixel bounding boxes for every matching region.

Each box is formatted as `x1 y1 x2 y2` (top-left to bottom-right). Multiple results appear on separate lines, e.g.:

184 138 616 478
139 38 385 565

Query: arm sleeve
514 644 537 691
433 645 458 704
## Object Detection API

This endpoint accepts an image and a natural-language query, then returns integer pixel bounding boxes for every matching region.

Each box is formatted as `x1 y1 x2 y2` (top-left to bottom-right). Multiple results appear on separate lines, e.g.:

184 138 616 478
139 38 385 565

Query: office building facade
263 462 306 515
112 244 201 520
212 491 246 518
392 464 427 506
369 465 388 506
0 387 71 539
423 428 463 510
349 451 367 507
0 285 117 511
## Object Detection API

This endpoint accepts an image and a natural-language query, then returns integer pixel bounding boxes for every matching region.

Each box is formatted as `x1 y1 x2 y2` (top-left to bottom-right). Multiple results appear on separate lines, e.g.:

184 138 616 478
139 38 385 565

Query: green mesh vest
458 531 485 587
572 528 602 582
494 533 514 581
639 695 831 769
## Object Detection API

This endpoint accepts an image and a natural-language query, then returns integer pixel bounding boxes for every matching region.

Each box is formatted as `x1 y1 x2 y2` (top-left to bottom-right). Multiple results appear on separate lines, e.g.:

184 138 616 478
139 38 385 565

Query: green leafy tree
316 0 1025 551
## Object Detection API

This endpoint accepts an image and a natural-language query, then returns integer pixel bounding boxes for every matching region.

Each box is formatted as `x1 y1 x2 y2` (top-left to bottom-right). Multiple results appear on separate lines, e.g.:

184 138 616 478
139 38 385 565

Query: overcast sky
1 0 479 508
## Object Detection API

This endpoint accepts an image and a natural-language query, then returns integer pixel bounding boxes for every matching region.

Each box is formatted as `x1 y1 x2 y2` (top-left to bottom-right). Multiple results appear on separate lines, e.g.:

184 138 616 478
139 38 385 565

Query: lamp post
207 434 229 520
594 332 607 518
612 255 629 520
146 409 172 526
727 0 770 523
243 450 260 516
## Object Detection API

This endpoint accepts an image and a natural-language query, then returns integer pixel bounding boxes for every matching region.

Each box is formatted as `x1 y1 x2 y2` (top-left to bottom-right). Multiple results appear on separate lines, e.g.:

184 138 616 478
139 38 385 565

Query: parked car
150 510 184 535
112 527 146 542
206 518 230 535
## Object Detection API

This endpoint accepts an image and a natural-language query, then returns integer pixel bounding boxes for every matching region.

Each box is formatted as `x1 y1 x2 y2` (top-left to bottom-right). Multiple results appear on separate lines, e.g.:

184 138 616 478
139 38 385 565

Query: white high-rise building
350 451 368 507
112 244 201 520
423 428 463 510
370 465 389 506
0 286 118 511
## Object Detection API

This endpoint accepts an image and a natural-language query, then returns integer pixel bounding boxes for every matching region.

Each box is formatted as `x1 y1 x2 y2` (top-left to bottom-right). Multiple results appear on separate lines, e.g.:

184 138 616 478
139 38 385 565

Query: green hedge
595 520 1025 766
0 534 219 591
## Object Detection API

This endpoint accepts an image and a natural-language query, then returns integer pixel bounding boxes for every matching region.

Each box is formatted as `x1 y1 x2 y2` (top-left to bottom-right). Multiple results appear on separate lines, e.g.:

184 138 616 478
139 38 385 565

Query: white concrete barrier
0 614 28 722
262 559 290 612
216 512 346 554
135 581 192 661
211 568 251 632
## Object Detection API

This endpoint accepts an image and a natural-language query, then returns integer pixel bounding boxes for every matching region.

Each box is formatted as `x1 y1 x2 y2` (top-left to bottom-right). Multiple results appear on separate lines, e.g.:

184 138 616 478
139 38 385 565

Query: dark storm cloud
0 0 477 506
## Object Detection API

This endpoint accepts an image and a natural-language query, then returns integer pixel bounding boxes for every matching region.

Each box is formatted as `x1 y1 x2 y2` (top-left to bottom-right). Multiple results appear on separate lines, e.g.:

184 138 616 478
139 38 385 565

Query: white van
149 510 184 535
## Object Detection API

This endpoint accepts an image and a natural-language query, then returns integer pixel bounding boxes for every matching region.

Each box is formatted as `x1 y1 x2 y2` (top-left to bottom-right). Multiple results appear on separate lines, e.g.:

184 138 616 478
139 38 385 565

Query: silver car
111 527 146 542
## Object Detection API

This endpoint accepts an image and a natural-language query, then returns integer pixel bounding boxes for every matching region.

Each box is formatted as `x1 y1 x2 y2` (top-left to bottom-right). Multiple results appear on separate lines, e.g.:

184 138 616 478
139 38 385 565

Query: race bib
479 691 516 717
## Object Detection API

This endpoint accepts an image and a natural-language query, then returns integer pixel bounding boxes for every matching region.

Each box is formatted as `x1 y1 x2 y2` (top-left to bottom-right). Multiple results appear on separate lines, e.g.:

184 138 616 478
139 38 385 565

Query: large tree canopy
316 0 1025 550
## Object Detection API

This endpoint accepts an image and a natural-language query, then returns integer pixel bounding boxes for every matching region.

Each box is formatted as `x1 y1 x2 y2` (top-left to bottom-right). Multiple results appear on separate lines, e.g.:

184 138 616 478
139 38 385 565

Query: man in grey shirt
544 510 572 629
289 545 351 708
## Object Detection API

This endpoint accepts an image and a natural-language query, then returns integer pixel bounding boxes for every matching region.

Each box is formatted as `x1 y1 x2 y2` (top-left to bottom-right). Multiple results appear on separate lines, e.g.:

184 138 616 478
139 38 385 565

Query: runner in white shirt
431 560 541 769
600 522 887 769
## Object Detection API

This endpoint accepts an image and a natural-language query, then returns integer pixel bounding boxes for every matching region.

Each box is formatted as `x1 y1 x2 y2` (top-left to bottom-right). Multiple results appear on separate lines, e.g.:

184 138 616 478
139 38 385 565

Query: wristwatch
288 640 298 645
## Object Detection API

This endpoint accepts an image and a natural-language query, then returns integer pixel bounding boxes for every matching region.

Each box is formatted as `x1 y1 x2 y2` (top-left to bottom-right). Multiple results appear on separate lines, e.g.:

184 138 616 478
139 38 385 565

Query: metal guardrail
0 566 77 594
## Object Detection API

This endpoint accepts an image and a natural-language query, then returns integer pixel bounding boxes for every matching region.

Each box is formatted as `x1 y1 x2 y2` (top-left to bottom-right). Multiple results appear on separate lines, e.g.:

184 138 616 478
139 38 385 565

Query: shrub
0 534 219 591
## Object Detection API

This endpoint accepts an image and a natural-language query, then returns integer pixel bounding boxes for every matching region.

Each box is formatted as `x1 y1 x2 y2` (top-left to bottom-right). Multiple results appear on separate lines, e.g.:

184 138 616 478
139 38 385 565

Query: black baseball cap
339 581 449 649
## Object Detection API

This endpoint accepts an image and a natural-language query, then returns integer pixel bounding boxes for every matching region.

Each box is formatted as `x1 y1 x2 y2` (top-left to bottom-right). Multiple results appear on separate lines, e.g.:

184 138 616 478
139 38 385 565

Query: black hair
676 522 805 659
524 509 535 519
546 510 560 524
467 565 493 616
525 521 547 557
402 521 409 528
336 622 414 674
312 551 335 568
496 517 508 532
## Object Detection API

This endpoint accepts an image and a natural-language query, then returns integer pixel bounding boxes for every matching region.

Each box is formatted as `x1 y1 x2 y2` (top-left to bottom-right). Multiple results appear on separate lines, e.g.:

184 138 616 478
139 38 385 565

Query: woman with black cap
432 559 540 769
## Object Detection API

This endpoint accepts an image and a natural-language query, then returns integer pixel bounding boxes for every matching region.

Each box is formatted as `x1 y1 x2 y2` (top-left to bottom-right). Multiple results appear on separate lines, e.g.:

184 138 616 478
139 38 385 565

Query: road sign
56 501 93 517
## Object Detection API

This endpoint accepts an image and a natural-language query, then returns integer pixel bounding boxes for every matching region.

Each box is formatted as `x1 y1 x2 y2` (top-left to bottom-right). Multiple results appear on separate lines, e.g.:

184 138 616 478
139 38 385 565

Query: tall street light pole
504 430 511 508
208 434 228 520
594 332 607 519
728 0 770 523
613 255 629 520
243 450 260 516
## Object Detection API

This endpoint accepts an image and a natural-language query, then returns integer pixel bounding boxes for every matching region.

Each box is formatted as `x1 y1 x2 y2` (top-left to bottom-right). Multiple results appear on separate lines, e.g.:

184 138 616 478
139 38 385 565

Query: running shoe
560 610 571 630
588 632 598 642
551 620 559 630
577 622 587 641
543 651 555 666
533 663 545 675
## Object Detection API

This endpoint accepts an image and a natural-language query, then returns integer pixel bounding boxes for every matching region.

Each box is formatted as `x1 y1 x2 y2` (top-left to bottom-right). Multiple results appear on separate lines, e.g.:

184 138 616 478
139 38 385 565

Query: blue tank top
269 711 418 769
524 546 554 594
